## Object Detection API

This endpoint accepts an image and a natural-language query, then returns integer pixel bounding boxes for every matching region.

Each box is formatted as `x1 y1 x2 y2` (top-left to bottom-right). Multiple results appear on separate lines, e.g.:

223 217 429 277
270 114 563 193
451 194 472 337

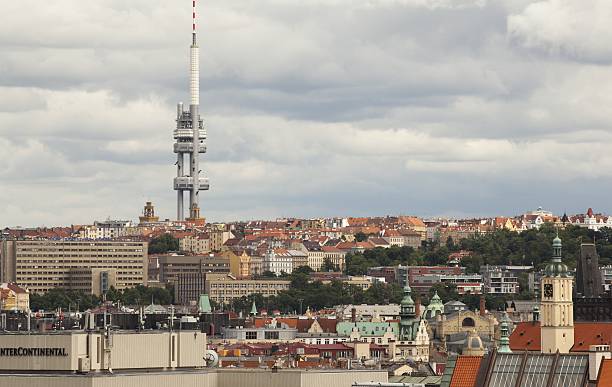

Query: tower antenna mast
173 0 209 222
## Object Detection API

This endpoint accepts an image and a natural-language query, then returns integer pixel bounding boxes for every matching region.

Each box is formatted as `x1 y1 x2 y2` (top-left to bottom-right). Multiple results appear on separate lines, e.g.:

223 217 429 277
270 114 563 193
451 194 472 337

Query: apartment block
481 265 532 295
209 230 233 252
0 239 147 295
179 234 211 254
205 275 291 303
156 255 229 284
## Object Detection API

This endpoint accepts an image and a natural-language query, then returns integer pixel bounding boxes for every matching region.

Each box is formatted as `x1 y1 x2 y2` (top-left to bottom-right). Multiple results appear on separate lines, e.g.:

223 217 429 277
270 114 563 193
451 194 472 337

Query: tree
148 234 179 254
354 232 368 242
293 266 313 275
428 283 458 303
30 289 101 312
321 258 337 272
446 236 456 251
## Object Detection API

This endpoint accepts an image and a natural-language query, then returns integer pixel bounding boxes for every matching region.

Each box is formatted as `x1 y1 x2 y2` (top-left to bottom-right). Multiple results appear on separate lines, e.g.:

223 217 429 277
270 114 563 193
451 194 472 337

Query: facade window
265 331 279 340
245 331 257 340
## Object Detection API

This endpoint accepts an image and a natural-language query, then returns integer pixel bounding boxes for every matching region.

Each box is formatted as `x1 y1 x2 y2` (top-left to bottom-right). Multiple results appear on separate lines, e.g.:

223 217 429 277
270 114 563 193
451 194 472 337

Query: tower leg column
177 152 184 221
177 190 184 221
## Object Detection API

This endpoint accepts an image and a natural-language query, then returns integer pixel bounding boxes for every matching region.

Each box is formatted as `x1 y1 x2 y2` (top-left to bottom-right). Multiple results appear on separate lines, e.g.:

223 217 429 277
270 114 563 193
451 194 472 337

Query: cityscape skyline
1 0 612 226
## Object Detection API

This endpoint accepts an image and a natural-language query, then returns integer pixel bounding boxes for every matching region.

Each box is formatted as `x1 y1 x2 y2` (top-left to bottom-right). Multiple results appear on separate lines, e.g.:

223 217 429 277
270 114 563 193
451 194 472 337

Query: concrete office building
205 275 291 304
0 240 147 295
157 255 229 284
222 326 298 342
175 271 206 305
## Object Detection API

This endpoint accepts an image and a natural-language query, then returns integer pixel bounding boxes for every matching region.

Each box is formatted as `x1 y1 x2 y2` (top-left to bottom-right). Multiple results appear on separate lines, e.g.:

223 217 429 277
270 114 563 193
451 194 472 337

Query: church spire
498 313 512 353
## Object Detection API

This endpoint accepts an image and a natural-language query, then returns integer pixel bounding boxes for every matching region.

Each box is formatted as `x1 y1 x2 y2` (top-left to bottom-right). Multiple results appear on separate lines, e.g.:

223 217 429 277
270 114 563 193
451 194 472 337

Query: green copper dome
401 284 415 306
545 236 568 277
430 291 442 304
423 290 445 319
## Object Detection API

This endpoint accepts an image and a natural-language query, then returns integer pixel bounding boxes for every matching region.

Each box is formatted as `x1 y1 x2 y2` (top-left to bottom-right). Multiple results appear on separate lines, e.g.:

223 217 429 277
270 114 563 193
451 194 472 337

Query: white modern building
263 249 294 275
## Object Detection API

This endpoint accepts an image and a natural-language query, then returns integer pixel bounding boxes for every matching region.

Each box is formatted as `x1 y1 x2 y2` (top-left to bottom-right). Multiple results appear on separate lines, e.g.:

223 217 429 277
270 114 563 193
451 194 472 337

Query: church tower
399 283 416 340
541 236 574 353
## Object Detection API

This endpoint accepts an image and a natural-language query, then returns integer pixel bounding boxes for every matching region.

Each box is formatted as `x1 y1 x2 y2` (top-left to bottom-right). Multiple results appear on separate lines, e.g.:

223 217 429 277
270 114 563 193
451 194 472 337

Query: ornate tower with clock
540 236 574 353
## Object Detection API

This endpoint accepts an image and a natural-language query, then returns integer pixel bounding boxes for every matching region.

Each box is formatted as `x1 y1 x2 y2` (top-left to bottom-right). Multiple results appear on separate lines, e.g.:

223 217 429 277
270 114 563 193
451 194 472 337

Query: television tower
173 0 209 222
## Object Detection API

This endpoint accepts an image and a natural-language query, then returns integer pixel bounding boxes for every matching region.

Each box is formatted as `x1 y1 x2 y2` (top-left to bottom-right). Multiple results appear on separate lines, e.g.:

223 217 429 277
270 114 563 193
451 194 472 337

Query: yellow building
223 250 251 278
0 283 29 311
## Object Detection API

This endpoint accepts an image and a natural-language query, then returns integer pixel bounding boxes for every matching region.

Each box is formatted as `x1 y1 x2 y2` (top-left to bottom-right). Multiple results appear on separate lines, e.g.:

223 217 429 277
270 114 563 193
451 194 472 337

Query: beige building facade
209 230 232 252
179 235 211 254
222 250 251 278
0 240 148 295
434 310 496 340
205 276 291 303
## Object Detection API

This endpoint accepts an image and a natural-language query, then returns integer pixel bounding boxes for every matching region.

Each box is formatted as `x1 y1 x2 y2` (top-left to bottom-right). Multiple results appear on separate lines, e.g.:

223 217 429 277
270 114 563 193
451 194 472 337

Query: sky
1 0 612 226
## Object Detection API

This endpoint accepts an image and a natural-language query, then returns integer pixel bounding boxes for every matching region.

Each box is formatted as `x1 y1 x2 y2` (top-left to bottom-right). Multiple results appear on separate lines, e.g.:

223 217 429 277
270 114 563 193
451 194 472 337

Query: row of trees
345 224 612 276
458 224 612 272
29 285 174 312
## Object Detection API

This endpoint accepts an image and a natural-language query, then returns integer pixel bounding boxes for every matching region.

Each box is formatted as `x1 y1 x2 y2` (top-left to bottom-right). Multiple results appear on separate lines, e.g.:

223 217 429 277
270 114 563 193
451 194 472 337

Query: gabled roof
449 356 482 387
316 318 338 333
2 283 28 294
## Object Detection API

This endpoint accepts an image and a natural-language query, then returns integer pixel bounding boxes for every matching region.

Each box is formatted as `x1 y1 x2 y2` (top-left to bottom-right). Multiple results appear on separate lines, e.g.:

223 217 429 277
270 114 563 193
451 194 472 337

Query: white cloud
0 0 611 226
508 0 612 62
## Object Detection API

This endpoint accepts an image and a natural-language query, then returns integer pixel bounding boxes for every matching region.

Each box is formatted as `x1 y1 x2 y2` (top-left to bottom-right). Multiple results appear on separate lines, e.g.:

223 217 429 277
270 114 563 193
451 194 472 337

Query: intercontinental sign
0 347 68 357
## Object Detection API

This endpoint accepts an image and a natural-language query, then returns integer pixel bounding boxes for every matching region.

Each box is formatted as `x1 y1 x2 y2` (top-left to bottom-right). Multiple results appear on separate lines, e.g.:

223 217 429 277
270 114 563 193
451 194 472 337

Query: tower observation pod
174 0 209 223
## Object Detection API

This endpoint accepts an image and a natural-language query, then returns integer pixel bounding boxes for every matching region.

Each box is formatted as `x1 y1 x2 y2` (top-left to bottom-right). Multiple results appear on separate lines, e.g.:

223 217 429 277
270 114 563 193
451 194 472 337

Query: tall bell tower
540 236 574 353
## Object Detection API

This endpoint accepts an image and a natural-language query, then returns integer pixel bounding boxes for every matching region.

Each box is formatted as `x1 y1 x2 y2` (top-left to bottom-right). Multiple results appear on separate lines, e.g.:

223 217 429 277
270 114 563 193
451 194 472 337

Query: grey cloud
0 0 611 226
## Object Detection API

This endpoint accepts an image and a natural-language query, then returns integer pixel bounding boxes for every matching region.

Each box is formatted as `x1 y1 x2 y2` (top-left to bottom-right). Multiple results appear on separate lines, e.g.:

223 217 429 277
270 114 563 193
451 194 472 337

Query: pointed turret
399 276 418 340
498 313 512 353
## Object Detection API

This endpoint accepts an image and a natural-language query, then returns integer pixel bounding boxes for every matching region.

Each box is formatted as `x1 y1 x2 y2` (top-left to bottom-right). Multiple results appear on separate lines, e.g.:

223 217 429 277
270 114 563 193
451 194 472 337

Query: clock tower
541 236 574 353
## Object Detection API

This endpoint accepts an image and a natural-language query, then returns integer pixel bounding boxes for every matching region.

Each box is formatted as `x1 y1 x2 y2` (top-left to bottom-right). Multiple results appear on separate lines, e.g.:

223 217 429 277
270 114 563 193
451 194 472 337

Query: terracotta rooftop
597 359 612 387
510 321 612 352
449 356 482 387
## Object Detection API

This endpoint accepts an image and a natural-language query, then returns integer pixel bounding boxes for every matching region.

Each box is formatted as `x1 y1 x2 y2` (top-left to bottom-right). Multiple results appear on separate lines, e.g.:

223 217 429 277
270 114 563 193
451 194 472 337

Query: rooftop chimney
589 344 611 381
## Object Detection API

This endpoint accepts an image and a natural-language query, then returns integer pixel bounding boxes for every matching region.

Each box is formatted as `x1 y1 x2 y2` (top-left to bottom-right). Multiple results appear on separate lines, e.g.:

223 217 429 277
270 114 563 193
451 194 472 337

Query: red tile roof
509 322 541 351
450 356 482 387
597 359 612 387
5 283 27 294
316 318 338 333
571 323 612 351
510 322 612 352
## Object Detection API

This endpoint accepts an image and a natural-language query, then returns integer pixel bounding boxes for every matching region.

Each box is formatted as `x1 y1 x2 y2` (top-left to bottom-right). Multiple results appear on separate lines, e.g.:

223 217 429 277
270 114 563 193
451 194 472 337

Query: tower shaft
173 1 208 222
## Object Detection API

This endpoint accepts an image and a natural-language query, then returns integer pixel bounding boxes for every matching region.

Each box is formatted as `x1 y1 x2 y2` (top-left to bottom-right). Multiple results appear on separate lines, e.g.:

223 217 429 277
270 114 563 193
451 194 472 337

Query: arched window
462 317 475 327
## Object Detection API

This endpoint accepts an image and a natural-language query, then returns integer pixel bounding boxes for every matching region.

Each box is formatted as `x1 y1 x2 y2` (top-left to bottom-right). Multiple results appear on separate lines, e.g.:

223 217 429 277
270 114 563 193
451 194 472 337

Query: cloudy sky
1 0 611 226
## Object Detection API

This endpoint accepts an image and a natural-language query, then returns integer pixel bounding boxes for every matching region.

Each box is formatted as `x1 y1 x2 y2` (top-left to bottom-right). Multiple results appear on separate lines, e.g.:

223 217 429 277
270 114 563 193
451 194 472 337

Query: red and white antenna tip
192 0 197 32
